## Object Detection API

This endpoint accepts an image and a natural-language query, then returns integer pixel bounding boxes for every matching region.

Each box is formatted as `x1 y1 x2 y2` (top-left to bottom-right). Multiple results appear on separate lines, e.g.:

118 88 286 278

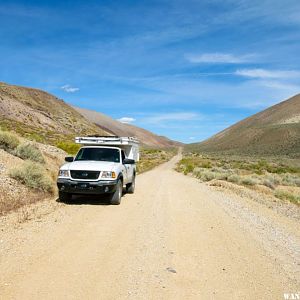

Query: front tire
109 180 122 205
126 175 135 194
59 191 72 202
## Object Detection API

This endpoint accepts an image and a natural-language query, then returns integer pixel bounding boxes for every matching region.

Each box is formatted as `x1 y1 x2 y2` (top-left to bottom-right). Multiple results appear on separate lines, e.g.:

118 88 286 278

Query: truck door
121 150 129 184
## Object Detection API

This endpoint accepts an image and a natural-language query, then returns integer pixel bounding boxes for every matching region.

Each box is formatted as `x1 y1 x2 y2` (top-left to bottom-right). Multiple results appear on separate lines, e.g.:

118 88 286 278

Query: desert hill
0 82 110 143
0 82 179 148
186 94 300 157
73 106 180 148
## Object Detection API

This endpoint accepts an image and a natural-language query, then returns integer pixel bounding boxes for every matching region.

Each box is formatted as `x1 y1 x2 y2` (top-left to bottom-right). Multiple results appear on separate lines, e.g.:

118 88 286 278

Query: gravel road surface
0 154 299 299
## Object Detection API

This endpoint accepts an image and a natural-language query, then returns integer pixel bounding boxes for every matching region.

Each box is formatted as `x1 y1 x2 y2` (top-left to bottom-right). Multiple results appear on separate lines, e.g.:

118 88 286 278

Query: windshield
75 148 120 163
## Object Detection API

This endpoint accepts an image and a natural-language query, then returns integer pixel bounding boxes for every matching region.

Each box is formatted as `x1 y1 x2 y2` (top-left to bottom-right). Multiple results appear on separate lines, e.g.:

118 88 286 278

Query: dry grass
9 161 54 193
0 191 47 217
15 142 45 163
0 129 20 152
56 141 81 155
274 190 300 205
177 153 300 206
137 148 176 174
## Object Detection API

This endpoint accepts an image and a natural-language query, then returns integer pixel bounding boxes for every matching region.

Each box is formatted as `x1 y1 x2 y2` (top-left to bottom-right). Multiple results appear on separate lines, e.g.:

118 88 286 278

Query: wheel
59 191 72 202
109 180 122 205
126 175 135 194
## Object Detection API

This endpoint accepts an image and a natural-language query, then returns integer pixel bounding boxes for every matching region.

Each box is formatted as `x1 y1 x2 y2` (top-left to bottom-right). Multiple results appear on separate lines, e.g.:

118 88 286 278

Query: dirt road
1 154 299 299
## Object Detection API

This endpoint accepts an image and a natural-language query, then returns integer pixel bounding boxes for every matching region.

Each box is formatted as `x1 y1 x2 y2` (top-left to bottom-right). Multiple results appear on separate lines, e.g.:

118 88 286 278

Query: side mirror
123 158 135 165
65 156 74 162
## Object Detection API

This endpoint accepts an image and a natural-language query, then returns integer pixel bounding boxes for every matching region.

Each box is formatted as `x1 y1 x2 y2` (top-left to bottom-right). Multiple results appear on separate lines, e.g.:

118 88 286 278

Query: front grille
70 170 100 180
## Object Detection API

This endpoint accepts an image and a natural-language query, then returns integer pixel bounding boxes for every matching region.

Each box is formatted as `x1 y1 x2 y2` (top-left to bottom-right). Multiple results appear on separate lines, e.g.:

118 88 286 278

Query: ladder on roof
75 136 139 145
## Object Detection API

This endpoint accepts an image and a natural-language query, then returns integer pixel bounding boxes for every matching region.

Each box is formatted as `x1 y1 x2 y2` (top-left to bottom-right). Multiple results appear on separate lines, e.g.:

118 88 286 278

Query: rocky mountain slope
74 106 181 148
186 94 300 157
0 82 110 144
0 82 179 148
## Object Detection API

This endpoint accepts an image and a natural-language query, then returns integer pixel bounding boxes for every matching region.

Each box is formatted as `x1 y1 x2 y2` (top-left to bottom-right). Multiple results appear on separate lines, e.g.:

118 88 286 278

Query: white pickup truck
57 136 139 205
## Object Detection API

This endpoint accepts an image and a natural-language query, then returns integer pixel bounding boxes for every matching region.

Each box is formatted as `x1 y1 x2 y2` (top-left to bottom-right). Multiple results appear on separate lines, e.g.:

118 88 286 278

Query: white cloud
117 117 136 124
142 112 201 124
61 84 79 93
189 136 195 140
185 53 253 64
235 68 300 79
258 80 300 91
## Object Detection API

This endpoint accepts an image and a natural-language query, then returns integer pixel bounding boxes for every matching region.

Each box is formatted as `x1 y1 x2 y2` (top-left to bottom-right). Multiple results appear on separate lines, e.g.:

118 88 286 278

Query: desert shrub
264 173 282 185
211 167 223 172
177 154 300 192
56 141 80 155
0 130 20 152
192 167 203 178
137 148 175 173
227 174 241 183
143 148 162 155
261 173 282 189
27 132 45 143
241 176 260 186
274 190 300 205
15 143 45 163
199 170 216 181
242 160 266 175
194 168 230 181
210 167 233 180
199 161 212 168
281 173 300 187
239 160 299 175
184 164 194 174
262 179 276 190
267 165 299 174
193 167 202 172
215 172 230 180
9 161 53 193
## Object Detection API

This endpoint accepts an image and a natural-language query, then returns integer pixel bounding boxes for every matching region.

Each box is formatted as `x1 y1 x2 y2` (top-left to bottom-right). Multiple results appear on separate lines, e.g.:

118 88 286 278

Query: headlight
58 170 70 177
101 171 116 179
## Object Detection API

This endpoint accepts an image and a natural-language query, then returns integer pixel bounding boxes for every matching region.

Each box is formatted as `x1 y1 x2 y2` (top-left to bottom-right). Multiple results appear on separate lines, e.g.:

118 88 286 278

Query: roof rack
75 136 139 145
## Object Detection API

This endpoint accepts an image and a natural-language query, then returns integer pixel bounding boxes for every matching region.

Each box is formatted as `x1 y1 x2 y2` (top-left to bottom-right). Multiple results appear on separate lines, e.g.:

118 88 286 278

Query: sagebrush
0 130 20 152
15 142 45 163
177 153 300 206
9 161 54 193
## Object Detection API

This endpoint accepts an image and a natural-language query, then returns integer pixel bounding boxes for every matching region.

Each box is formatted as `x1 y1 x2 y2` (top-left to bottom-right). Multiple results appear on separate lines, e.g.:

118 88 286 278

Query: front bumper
57 178 118 195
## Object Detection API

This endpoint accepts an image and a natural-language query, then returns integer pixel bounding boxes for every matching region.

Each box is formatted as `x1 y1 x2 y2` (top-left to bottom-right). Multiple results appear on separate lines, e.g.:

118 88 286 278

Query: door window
121 150 126 162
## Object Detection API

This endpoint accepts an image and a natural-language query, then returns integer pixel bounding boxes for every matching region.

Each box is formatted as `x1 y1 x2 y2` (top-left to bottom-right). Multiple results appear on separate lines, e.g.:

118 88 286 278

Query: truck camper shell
75 136 140 162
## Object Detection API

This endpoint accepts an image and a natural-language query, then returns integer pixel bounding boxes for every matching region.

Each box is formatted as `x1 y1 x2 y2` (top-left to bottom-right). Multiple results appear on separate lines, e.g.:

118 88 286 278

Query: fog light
61 185 65 191
104 187 109 193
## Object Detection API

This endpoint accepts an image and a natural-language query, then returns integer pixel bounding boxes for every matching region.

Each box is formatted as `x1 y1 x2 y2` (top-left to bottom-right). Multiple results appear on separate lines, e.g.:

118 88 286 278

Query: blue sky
1 0 300 143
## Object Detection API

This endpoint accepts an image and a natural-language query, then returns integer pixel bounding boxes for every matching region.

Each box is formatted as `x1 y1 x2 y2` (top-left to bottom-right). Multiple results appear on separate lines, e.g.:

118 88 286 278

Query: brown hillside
0 82 110 143
186 94 300 157
73 106 181 148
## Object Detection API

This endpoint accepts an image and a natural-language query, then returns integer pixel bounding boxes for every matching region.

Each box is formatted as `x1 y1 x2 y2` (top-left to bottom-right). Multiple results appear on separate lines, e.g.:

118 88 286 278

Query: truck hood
61 161 118 172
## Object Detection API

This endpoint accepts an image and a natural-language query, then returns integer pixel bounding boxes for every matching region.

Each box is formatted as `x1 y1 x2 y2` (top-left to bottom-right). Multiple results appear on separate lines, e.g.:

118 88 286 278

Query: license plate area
77 183 90 189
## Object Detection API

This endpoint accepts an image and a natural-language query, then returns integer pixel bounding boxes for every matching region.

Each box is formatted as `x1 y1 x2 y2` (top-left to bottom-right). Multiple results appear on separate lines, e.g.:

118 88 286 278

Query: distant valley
1 81 299 157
